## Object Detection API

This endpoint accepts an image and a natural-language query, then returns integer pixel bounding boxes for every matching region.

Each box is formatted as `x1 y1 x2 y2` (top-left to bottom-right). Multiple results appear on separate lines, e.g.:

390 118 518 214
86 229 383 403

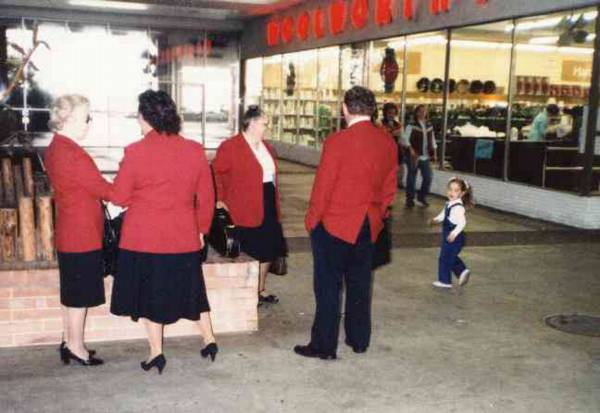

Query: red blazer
306 120 398 244
45 134 112 253
108 130 214 254
212 134 281 228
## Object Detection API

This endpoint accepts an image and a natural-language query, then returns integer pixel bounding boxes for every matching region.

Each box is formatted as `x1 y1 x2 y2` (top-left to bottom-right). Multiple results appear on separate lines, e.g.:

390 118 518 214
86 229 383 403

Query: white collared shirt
244 134 276 183
433 199 466 237
347 116 371 128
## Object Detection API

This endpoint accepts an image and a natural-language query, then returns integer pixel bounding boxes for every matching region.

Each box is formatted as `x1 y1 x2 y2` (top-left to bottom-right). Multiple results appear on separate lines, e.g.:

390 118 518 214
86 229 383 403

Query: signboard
562 60 593 83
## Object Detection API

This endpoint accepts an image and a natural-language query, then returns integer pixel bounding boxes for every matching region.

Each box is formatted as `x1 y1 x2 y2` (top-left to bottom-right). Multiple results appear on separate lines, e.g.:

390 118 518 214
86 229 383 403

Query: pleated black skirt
110 249 210 325
234 182 288 263
57 250 105 308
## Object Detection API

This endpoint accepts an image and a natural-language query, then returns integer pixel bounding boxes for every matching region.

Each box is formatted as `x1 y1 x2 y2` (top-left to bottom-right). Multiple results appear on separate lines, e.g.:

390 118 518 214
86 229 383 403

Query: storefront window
368 36 405 126
510 8 597 192
294 50 318 147
316 46 340 146
446 21 512 180
261 54 282 141
281 52 298 144
244 57 262 108
404 31 448 163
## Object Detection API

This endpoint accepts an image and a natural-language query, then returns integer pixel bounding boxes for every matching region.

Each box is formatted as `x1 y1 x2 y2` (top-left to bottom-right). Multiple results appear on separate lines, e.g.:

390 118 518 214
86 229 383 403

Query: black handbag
208 208 241 258
268 256 287 276
102 204 124 276
372 217 392 270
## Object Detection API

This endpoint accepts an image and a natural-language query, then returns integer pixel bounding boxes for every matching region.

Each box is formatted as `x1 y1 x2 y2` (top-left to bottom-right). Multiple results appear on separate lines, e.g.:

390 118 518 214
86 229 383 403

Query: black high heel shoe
200 342 218 362
60 346 104 366
141 354 166 374
59 341 96 358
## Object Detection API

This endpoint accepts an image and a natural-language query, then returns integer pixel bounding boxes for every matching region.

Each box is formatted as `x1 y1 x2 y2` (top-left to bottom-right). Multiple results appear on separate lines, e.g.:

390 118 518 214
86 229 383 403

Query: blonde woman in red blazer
108 90 217 373
45 94 110 366
212 106 287 306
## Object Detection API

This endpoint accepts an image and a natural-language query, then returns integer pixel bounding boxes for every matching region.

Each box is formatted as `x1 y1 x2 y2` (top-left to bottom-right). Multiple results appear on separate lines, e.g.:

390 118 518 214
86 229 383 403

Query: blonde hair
48 94 90 132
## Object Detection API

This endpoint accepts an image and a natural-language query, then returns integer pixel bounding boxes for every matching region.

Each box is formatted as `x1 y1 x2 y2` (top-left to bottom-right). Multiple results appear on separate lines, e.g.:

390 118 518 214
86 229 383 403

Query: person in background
109 90 217 374
380 102 405 188
212 106 287 306
294 86 398 360
403 104 437 208
430 177 474 289
528 104 560 141
45 94 110 366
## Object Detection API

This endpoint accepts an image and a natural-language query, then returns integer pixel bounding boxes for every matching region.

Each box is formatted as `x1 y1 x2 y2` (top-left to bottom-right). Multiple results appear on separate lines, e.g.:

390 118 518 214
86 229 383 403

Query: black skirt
234 182 288 263
110 249 210 325
57 250 105 308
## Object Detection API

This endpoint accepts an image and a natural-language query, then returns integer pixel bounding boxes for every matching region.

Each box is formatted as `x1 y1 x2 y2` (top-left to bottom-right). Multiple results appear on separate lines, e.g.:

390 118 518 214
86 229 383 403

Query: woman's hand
429 218 438 226
199 233 205 249
447 233 457 243
216 201 228 211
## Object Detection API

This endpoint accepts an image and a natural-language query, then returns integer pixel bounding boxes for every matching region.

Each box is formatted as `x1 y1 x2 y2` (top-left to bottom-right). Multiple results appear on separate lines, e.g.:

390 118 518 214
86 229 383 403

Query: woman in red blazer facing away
109 90 217 373
45 94 110 366
212 106 287 306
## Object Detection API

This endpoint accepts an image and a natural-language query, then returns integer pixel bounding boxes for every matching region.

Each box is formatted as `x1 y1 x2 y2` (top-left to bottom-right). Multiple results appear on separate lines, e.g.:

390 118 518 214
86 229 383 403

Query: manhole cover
544 314 600 337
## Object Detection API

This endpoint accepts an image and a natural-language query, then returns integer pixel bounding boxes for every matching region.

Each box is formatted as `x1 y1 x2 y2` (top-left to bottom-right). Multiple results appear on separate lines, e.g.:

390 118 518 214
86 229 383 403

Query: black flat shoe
344 338 367 354
258 293 279 305
59 341 96 358
201 342 218 362
141 354 166 374
61 346 104 366
293 345 336 360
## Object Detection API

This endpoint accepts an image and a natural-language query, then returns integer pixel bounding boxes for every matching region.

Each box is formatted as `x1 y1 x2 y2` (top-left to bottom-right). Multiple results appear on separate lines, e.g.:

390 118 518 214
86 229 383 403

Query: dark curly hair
241 105 265 132
344 86 377 116
138 90 181 135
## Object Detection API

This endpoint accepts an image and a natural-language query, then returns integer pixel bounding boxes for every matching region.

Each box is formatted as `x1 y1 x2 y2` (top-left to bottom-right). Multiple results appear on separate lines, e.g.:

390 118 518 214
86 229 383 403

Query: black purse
372 217 392 270
207 208 241 258
268 256 287 276
102 204 124 276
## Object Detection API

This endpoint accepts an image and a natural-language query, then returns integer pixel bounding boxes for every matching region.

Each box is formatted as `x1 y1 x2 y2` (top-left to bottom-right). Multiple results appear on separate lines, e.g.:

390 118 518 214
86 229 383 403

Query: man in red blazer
294 86 398 360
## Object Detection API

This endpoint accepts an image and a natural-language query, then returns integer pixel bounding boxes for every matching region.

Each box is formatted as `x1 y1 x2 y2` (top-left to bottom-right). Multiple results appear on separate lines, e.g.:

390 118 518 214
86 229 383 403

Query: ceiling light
529 36 559 45
406 35 446 46
508 17 562 32
452 40 512 49
69 0 149 11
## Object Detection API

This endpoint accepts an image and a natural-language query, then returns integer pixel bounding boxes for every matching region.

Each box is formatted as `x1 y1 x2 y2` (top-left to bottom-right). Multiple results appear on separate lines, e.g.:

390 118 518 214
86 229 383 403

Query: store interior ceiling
0 0 303 25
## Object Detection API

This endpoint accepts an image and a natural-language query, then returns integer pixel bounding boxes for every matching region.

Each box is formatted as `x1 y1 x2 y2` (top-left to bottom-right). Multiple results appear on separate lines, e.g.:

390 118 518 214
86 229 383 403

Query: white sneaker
432 281 452 289
458 269 471 286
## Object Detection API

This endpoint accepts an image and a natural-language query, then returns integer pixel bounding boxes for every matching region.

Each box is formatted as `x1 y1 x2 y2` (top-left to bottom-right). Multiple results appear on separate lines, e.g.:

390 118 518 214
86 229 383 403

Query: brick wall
0 258 259 348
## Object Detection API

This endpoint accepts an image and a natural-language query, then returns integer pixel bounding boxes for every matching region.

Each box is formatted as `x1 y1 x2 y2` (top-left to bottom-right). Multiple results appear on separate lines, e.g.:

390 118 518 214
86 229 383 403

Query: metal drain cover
544 314 600 337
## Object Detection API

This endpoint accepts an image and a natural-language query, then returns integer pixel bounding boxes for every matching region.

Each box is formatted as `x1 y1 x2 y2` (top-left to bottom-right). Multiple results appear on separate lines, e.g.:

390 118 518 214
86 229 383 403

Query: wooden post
22 158 34 197
0 207 18 262
18 195 36 261
1 158 14 205
13 164 24 199
37 195 54 261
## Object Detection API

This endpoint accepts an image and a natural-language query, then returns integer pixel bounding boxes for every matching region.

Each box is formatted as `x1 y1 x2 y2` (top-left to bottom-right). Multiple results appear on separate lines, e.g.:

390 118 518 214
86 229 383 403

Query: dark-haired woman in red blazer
212 106 287 306
45 94 109 366
108 90 217 373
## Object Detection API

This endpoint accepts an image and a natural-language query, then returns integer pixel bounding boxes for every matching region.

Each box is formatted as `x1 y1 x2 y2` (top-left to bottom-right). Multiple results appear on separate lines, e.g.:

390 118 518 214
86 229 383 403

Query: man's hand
216 201 228 211
199 233 205 249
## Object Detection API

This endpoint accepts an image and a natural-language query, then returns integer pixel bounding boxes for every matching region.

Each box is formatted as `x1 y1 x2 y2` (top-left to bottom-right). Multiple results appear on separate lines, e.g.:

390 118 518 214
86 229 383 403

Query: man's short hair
344 86 377 116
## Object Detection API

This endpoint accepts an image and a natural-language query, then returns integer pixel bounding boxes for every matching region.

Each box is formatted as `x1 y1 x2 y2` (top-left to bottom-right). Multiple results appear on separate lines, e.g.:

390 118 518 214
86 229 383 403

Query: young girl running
430 177 474 288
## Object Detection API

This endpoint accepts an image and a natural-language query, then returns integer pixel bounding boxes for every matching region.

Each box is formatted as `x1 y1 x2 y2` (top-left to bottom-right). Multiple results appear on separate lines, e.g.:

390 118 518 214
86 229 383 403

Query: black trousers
309 219 374 354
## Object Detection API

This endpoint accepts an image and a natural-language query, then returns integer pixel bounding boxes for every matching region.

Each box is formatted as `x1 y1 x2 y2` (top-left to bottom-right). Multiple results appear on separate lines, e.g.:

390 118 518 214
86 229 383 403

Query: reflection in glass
317 47 340 147
261 54 282 141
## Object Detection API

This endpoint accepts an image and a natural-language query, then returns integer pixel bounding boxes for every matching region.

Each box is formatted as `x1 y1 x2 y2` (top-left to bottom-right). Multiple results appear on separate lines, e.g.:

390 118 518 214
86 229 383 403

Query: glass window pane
295 50 318 147
404 31 448 164
245 57 263 108
511 8 596 192
447 21 512 180
369 37 404 125
317 47 340 147
261 54 282 142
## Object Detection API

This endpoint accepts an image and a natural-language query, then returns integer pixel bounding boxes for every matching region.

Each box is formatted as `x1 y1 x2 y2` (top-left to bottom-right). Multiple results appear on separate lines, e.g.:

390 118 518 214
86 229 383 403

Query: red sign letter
350 0 368 29
376 0 393 26
329 0 346 35
267 19 280 46
430 0 451 14
281 16 295 43
314 8 326 38
297 11 310 40
403 0 414 20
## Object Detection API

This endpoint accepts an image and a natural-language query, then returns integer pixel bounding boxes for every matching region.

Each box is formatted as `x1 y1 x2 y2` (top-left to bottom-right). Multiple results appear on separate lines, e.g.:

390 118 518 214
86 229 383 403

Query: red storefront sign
267 0 490 46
